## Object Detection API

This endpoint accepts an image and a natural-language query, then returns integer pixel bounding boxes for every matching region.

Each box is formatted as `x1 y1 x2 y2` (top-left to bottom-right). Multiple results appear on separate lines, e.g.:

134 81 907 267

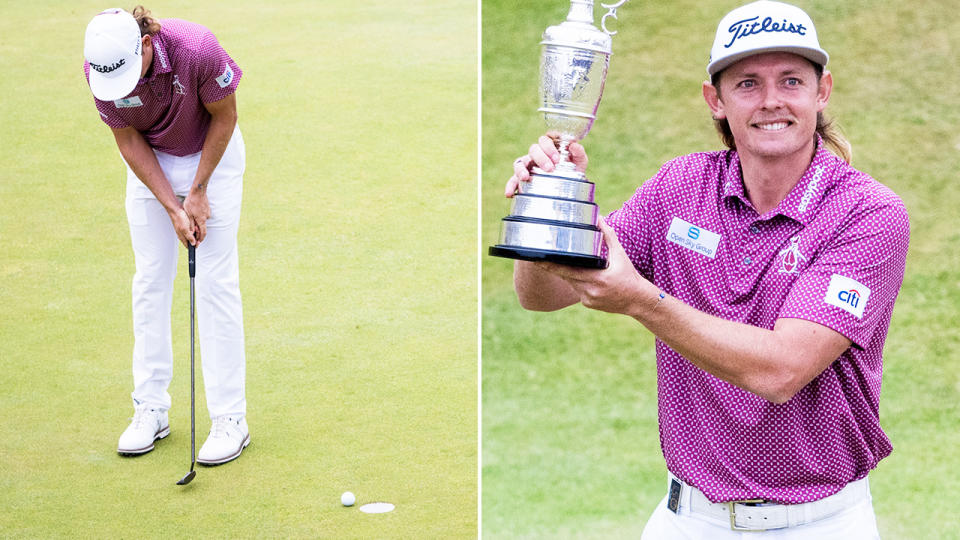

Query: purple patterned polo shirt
83 18 241 156
606 139 910 504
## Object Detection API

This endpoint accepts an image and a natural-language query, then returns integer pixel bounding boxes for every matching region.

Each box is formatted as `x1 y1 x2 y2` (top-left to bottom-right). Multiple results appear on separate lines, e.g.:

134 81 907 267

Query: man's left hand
183 189 210 244
536 217 657 317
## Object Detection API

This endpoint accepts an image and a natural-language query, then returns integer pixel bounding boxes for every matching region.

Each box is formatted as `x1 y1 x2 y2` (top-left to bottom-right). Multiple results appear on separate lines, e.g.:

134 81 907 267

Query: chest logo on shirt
172 75 186 95
216 64 234 88
113 96 143 108
667 217 721 259
777 236 806 273
825 274 870 319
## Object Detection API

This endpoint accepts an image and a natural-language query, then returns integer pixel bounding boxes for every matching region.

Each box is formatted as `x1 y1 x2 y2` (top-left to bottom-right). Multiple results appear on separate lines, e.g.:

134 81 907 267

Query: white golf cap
707 0 828 76
84 8 143 101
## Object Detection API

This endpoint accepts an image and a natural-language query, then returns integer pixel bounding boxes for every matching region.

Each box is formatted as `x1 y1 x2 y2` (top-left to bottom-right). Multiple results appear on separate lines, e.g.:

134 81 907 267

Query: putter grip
188 244 196 278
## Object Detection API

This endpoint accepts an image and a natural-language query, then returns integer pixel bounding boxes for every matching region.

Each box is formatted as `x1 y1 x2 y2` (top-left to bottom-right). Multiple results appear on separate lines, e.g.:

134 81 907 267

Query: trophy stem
556 137 578 174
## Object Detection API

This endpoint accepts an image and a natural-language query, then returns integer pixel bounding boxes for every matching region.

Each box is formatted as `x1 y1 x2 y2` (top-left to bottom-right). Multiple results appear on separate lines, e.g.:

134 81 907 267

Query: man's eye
738 80 755 88
785 78 801 86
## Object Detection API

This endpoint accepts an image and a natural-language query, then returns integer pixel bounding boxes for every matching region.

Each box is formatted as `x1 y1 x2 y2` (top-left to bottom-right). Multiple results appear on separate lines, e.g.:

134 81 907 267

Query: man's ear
703 80 725 119
816 70 833 113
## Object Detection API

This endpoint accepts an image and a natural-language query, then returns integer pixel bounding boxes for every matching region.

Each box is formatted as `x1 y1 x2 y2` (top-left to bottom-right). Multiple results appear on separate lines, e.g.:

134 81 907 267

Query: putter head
176 470 196 485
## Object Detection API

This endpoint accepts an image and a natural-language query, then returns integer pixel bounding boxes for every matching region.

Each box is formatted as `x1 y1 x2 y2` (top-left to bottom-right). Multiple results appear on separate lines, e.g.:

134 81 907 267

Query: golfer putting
83 6 250 468
503 1 908 537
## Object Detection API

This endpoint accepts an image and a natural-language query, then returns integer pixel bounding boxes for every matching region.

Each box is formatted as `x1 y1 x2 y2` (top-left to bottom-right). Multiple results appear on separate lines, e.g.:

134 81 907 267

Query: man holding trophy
495 0 909 537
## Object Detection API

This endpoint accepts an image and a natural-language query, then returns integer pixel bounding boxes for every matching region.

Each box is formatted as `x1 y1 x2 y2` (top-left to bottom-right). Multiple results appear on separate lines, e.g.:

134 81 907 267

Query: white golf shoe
197 415 250 465
118 405 170 455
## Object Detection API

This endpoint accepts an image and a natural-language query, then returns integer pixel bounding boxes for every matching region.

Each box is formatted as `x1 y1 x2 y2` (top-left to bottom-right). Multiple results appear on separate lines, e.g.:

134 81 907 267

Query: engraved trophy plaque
489 0 630 268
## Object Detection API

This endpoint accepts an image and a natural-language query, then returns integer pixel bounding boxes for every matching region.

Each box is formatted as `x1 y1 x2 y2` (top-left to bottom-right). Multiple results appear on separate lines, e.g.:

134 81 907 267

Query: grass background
0 1 477 538
482 0 960 538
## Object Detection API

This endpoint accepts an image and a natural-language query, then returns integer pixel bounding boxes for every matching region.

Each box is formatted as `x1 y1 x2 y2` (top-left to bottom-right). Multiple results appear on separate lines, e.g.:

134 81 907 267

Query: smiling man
503 1 909 537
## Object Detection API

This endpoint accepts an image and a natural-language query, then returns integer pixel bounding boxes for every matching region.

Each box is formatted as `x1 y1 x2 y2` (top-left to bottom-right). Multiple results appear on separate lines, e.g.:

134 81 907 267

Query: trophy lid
541 0 612 55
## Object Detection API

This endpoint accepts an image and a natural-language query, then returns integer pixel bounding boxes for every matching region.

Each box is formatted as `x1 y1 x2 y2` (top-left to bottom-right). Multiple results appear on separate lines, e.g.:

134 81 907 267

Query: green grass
482 1 960 538
0 1 476 537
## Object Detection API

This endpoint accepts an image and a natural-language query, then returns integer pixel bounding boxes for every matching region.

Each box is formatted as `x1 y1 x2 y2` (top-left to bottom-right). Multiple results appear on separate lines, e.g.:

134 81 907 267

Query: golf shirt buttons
750 224 761 234
743 256 752 266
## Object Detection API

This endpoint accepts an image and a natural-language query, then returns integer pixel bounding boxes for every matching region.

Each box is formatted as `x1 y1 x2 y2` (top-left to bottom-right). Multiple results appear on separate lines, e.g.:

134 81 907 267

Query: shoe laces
130 406 157 429
210 416 236 439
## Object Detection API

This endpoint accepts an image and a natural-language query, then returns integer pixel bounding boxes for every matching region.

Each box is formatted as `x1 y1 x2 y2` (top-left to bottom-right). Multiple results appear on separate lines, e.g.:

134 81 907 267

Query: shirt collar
138 32 171 84
721 135 839 224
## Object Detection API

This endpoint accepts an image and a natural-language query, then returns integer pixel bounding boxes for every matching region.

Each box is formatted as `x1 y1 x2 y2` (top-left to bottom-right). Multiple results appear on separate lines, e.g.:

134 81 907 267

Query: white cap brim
88 61 141 101
707 45 828 77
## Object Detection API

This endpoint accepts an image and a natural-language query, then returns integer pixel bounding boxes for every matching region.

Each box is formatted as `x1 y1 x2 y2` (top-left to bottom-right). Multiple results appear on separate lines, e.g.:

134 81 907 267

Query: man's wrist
628 286 667 321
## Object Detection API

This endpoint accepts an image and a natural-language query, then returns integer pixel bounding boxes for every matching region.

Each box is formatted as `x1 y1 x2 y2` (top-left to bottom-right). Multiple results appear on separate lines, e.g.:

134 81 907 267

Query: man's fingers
569 142 588 172
505 175 520 198
529 141 555 172
538 135 561 163
534 260 596 283
596 217 624 253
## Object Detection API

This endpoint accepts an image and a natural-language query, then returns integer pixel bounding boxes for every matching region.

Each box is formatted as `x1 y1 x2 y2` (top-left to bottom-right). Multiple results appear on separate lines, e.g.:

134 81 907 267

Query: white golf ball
341 491 355 507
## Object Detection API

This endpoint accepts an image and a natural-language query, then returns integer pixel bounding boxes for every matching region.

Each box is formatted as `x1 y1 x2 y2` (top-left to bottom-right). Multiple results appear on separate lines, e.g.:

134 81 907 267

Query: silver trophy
490 0 630 268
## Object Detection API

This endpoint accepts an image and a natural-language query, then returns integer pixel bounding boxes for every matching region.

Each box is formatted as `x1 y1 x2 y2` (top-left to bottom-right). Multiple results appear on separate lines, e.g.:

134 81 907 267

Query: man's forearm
513 260 580 311
113 127 179 215
627 292 849 404
191 110 236 194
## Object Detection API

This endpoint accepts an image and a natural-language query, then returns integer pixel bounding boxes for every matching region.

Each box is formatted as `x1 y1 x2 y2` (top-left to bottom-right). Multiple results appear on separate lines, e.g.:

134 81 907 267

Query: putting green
0 1 476 537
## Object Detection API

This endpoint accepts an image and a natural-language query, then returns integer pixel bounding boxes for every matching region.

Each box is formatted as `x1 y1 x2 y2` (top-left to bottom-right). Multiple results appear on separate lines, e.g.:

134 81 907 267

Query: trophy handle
600 0 631 35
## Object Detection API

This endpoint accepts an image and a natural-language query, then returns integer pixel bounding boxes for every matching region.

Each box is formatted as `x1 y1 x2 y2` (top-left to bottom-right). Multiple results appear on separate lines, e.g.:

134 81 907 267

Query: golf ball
341 491 355 507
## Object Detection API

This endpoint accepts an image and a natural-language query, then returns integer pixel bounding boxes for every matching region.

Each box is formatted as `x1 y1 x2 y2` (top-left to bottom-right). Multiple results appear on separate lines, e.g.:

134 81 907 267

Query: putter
176 243 197 485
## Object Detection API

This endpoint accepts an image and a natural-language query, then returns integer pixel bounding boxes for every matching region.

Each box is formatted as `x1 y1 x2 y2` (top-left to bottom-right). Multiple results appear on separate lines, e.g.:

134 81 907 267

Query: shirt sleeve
777 187 910 348
83 62 130 129
194 30 242 104
606 160 674 280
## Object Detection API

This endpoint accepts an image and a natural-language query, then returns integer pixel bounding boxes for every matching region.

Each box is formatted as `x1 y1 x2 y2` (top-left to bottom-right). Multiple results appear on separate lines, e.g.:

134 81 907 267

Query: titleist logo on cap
724 16 808 48
89 58 126 73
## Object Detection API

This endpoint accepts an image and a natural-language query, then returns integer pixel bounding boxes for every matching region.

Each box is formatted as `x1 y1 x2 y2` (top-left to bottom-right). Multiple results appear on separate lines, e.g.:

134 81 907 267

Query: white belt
668 473 870 532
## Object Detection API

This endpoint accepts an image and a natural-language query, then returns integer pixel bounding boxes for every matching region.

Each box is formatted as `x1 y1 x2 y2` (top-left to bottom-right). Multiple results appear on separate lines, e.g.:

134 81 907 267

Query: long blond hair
131 5 161 36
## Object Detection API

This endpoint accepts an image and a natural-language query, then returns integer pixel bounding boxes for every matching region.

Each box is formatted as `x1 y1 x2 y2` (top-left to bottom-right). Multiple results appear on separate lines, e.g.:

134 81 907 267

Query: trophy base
488 245 608 269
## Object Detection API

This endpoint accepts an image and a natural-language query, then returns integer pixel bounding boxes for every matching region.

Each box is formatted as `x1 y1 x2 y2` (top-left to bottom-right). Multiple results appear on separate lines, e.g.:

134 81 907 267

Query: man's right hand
169 206 198 247
504 134 589 198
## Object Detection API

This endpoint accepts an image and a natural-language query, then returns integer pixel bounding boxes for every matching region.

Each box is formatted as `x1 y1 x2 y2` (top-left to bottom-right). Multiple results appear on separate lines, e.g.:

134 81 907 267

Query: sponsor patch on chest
824 274 870 318
113 96 143 108
666 217 721 259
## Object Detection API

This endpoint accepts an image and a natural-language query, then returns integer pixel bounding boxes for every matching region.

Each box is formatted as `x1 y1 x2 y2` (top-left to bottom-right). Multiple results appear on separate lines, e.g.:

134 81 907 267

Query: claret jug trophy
489 0 630 268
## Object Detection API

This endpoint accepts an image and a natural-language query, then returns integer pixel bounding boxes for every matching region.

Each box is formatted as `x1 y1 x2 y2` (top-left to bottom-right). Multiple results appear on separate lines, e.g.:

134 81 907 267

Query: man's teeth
757 122 789 131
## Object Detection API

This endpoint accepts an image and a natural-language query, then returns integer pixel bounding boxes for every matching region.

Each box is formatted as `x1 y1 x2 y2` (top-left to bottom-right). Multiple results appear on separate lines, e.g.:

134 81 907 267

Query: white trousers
124 125 246 419
640 475 881 539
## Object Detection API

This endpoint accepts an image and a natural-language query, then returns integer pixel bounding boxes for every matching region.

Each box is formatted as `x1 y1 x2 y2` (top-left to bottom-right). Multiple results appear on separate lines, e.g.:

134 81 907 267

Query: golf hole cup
489 0 629 269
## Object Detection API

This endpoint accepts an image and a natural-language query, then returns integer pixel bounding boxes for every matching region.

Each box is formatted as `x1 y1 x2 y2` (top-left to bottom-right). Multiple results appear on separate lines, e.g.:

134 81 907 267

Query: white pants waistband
668 473 871 531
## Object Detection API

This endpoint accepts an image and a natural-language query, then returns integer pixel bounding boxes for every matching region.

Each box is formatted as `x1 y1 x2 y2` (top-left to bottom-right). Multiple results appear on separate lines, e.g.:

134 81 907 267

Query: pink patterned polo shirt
606 139 910 504
83 18 242 156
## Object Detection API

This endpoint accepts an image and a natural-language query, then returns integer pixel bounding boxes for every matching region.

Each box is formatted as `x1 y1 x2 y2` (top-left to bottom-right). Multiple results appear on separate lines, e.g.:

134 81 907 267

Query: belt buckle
728 499 767 532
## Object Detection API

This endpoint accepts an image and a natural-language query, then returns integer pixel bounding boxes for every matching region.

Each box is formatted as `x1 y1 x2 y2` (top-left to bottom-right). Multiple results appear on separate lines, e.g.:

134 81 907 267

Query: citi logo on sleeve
216 64 234 88
825 274 870 319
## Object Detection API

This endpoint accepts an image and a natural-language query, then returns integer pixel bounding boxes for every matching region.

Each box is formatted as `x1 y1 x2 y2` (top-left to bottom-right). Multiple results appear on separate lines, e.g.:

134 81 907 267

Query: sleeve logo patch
666 217 721 259
825 274 870 319
215 64 234 88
